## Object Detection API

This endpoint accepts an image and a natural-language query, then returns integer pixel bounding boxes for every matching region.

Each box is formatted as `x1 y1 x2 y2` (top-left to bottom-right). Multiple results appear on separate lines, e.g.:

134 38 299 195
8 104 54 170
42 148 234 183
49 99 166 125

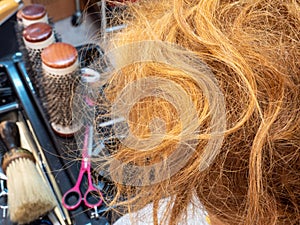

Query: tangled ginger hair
94 0 300 224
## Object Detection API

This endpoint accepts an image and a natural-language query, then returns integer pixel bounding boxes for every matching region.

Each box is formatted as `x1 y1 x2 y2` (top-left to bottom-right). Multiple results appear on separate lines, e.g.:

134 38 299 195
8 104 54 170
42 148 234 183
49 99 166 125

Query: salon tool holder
0 42 120 224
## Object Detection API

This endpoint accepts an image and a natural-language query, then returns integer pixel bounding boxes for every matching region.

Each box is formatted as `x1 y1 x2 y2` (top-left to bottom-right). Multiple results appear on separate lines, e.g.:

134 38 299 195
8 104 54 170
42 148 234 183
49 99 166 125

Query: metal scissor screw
90 206 99 219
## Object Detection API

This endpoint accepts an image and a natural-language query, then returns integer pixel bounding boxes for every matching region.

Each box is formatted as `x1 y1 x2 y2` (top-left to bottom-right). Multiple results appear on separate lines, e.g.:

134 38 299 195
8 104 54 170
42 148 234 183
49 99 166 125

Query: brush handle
22 22 55 51
0 121 35 173
20 3 48 27
23 22 53 43
21 3 46 21
0 121 20 150
41 42 78 69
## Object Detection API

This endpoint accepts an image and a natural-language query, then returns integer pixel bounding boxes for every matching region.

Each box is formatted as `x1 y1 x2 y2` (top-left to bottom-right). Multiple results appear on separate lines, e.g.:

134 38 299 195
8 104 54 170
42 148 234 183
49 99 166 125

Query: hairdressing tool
0 0 23 26
14 7 61 116
62 124 103 210
16 118 72 225
22 22 55 97
15 4 46 84
20 3 48 27
16 3 61 39
41 42 81 137
63 67 102 211
0 121 57 224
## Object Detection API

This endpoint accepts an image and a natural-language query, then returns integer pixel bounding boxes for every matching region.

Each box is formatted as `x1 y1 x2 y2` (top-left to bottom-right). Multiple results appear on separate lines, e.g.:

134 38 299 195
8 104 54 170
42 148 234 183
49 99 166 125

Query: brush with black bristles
22 22 56 99
14 3 62 88
41 42 81 137
18 3 61 41
14 3 50 74
0 121 56 224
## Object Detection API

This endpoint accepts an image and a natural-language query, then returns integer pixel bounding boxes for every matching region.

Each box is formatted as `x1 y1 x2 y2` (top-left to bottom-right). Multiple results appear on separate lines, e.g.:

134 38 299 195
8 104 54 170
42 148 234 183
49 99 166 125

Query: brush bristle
6 157 57 224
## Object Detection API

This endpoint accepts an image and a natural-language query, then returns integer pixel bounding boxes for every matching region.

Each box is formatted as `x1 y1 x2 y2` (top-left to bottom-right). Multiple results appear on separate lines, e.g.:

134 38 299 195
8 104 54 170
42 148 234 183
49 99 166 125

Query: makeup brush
0 121 56 224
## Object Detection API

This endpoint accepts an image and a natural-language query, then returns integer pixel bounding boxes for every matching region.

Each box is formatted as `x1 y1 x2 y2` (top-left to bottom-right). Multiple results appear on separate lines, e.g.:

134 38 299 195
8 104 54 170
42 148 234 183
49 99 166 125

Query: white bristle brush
0 121 56 224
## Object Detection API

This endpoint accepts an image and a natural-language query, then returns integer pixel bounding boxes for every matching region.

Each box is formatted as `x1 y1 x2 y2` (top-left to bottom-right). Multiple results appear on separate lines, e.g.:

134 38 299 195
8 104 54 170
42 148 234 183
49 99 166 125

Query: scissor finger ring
83 189 102 208
62 189 82 210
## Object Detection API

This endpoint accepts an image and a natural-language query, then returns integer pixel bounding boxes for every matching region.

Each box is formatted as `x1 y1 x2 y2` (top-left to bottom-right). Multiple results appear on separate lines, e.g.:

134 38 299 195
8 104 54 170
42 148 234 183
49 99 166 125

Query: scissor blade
85 125 94 157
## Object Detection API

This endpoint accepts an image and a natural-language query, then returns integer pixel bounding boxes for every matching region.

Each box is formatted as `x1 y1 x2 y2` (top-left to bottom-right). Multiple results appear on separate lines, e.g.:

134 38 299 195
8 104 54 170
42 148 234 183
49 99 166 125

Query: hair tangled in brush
92 0 300 224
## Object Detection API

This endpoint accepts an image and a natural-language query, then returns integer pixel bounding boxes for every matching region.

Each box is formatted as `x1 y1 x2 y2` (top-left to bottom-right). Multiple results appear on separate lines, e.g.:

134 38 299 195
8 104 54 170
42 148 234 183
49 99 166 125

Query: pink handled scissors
62 125 103 210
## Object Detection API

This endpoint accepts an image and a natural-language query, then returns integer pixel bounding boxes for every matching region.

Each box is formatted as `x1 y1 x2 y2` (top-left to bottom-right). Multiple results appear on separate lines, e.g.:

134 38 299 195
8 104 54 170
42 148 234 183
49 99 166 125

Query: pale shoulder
113 196 210 225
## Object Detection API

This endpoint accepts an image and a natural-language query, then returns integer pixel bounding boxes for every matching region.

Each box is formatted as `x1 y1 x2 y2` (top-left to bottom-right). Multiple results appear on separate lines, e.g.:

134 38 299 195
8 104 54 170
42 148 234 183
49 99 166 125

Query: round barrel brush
0 121 56 224
41 42 81 137
15 4 49 57
15 4 61 82
18 3 61 41
20 3 48 27
22 22 55 99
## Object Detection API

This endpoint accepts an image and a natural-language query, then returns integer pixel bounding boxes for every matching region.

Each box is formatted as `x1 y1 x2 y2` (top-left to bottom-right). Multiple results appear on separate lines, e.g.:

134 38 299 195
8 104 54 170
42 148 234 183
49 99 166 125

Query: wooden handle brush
0 121 57 224
41 42 81 137
20 3 48 27
22 22 55 99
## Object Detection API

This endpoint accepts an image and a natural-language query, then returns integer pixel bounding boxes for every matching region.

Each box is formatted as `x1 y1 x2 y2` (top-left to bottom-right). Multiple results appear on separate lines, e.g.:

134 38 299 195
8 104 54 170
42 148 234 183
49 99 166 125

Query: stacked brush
15 3 61 45
15 3 49 63
14 3 82 137
15 4 61 97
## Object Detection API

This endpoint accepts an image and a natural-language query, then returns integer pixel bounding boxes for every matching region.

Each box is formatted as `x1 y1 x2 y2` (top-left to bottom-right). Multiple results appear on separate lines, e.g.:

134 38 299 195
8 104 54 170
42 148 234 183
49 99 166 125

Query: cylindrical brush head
22 22 55 99
0 121 57 224
41 42 81 137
